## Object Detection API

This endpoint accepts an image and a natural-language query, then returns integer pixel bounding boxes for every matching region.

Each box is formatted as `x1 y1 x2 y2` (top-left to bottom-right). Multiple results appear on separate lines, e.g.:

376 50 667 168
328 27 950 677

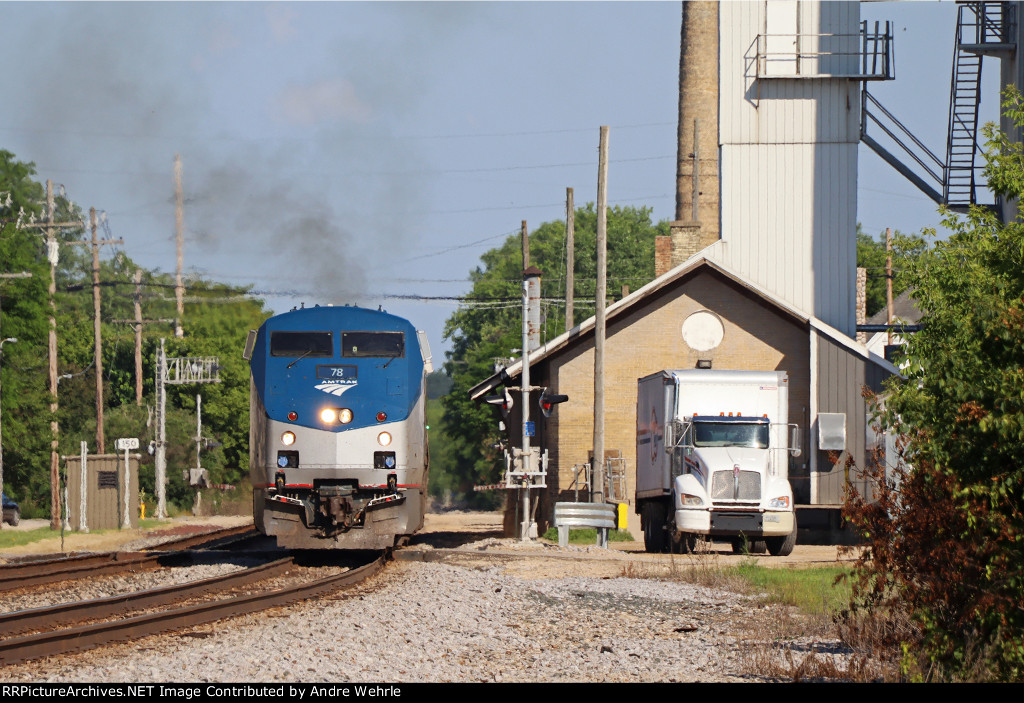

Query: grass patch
0 519 173 551
541 526 635 544
0 526 55 550
734 563 852 617
138 518 172 530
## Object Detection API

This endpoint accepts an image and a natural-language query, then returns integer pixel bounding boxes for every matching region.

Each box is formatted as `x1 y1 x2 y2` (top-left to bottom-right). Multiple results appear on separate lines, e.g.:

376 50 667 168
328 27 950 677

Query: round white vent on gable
681 310 724 351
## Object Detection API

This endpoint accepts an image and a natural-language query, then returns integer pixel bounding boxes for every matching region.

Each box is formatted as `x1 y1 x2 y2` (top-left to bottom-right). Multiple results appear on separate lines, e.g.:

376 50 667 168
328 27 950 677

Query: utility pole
156 340 167 517
886 227 894 346
521 220 529 270
519 273 533 541
565 188 575 330
15 180 86 528
90 208 106 453
64 208 124 454
593 126 609 505
174 155 185 339
112 269 173 406
134 270 143 405
46 181 61 527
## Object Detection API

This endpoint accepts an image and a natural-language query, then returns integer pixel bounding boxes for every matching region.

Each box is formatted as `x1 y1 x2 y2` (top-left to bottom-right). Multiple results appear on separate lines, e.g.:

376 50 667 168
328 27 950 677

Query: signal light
538 388 569 418
484 388 514 418
287 411 298 422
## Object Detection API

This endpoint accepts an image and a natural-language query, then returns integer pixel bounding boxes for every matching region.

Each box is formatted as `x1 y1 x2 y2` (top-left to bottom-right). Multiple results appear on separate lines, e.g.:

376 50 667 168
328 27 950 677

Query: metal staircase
945 2 1015 208
861 2 1014 212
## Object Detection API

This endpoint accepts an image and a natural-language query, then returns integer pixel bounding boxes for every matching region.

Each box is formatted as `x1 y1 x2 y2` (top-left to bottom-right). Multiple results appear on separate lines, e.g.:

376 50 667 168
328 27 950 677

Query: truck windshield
692 421 769 448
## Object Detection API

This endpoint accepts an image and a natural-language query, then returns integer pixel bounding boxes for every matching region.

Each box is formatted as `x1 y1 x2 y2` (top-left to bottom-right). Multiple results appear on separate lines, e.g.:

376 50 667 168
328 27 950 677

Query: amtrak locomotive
246 305 430 549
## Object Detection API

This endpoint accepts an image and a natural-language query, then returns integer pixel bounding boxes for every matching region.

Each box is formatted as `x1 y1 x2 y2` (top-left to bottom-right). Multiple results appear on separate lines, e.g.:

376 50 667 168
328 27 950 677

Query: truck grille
711 470 761 502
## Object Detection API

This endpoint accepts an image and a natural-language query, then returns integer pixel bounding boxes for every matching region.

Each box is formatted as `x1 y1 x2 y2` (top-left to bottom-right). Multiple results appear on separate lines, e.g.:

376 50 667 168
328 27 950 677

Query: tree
0 151 65 517
440 205 667 503
0 147 271 518
844 88 1024 682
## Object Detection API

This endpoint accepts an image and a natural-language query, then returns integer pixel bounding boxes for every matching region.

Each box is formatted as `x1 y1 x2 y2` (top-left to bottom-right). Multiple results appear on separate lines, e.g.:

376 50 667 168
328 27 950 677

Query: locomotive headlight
377 431 393 447
339 408 353 424
281 431 296 446
320 408 337 424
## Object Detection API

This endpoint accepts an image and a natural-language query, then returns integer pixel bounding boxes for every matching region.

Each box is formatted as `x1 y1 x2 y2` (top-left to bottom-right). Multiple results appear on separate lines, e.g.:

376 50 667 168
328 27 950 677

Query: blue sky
0 2 1000 360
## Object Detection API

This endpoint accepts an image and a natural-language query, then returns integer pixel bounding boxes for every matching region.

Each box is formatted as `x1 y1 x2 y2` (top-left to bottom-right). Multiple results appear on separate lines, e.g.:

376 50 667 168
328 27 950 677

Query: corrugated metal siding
716 1 860 338
720 142 856 336
814 332 892 504
720 2 861 145
65 454 140 531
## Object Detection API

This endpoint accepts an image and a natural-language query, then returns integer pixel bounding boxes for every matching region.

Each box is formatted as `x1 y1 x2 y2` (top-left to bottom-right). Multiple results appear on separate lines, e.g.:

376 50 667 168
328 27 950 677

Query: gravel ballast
0 555 784 682
0 514 858 682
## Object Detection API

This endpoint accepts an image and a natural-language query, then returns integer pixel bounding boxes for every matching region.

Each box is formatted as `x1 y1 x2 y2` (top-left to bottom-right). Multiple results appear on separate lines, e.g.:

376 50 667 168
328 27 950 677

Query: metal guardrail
553 502 617 548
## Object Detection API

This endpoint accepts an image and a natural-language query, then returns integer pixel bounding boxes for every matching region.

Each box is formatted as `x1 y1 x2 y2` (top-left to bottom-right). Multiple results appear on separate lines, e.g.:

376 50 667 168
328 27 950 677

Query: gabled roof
866 289 922 325
469 256 899 400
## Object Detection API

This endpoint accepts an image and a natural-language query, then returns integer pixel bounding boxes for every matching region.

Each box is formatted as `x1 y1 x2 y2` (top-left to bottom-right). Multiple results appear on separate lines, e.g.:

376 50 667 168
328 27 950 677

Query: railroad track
0 551 387 666
0 524 260 593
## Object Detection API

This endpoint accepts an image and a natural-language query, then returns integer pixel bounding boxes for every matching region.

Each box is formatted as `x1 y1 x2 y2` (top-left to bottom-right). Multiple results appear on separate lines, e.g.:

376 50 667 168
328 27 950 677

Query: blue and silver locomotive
246 305 430 549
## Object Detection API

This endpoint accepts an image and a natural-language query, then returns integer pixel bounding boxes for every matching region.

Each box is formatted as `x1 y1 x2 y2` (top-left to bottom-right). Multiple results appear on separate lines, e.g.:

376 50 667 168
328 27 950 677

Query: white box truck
635 369 800 556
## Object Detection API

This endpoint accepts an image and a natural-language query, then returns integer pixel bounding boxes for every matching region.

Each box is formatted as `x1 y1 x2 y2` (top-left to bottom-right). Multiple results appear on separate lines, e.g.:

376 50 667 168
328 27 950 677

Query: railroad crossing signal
538 388 568 417
484 388 514 418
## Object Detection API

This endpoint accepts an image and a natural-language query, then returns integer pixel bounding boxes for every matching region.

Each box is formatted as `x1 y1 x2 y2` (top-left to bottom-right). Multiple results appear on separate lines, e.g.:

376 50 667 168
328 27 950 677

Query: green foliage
425 369 453 399
844 87 1024 682
425 396 459 501
0 147 270 518
441 205 666 503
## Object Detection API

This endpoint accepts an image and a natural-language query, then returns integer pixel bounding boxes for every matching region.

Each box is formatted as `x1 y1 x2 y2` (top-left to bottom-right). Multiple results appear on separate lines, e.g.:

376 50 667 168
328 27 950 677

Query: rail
0 553 387 665
755 22 893 80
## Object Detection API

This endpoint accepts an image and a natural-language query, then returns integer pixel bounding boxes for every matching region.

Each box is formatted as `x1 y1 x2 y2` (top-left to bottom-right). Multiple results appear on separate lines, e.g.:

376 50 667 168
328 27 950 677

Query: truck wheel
642 502 667 553
8 508 19 527
767 521 797 557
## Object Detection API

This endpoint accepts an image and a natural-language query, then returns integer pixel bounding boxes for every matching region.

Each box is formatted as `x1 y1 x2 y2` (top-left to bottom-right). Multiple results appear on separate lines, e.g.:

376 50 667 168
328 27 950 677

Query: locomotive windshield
341 331 405 358
270 331 333 357
692 421 769 449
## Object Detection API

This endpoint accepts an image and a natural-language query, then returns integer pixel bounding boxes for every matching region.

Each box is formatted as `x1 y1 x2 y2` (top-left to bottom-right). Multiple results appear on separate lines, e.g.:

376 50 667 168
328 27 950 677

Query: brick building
470 257 897 539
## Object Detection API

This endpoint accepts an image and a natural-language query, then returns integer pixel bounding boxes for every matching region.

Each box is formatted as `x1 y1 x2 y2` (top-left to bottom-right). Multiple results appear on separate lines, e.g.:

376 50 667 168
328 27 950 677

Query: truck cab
636 370 799 556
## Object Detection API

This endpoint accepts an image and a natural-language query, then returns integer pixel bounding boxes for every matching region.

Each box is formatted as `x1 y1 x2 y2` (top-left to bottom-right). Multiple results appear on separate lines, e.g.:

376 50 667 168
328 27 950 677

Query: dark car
2 493 18 526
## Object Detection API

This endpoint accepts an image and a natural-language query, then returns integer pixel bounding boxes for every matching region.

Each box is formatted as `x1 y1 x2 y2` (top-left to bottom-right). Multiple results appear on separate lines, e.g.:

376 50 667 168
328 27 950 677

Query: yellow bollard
617 502 628 530
140 502 146 520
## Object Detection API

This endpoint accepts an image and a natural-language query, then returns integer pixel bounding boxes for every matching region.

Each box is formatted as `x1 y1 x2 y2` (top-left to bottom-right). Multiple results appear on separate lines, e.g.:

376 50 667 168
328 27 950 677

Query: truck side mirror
789 425 802 457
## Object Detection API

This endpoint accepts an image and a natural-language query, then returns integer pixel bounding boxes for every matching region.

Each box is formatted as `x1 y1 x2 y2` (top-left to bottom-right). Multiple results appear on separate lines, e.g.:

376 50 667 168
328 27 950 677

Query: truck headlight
768 495 790 509
680 493 703 507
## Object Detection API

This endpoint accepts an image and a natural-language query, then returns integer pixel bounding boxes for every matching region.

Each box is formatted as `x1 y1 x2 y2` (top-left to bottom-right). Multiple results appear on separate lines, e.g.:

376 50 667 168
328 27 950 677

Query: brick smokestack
670 1 720 269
